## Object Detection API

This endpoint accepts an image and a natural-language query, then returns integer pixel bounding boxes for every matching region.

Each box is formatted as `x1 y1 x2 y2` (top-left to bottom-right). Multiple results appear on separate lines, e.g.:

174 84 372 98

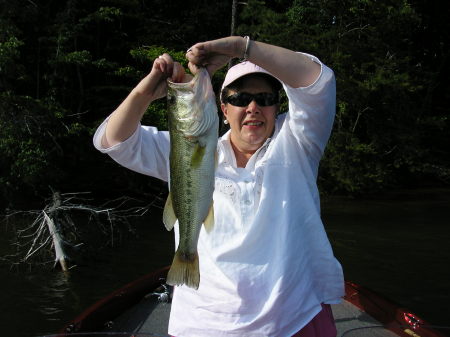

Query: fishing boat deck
108 293 171 336
63 269 444 337
106 295 399 337
332 301 398 337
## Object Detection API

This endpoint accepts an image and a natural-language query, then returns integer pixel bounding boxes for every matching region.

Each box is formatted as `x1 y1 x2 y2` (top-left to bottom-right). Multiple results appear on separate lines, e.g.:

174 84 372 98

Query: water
0 207 174 337
1 188 449 337
322 188 450 328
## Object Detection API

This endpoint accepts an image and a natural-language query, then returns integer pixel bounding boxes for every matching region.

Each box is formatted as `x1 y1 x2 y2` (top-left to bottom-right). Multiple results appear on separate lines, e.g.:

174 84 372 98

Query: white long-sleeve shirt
93 53 344 337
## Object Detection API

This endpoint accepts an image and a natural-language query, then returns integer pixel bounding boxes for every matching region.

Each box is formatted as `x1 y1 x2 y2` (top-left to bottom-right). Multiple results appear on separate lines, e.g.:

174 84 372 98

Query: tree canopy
1 0 449 209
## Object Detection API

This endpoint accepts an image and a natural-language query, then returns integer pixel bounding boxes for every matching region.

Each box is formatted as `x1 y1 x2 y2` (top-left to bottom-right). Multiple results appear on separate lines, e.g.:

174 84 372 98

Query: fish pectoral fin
203 202 214 233
191 143 206 168
163 192 177 231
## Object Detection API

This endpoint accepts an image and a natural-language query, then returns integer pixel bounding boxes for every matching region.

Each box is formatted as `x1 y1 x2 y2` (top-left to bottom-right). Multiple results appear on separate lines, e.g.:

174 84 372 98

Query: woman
93 36 344 337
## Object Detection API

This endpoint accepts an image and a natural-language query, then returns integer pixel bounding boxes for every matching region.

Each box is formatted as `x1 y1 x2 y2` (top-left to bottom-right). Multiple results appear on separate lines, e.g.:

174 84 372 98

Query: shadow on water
1 188 449 336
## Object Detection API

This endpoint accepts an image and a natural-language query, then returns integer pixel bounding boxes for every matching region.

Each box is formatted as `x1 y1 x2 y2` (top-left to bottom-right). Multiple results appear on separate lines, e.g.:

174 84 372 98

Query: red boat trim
58 266 169 336
344 281 447 337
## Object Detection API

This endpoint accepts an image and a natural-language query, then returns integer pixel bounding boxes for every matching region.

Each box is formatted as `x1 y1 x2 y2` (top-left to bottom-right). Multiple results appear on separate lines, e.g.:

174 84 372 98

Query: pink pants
171 303 336 337
292 304 337 337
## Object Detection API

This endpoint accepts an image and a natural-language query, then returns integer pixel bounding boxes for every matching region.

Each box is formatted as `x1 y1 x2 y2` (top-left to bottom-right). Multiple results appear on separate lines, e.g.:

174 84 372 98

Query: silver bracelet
242 36 250 61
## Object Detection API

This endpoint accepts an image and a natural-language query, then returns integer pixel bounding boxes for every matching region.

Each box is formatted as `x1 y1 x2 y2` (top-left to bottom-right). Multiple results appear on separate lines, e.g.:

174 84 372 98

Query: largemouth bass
163 67 218 290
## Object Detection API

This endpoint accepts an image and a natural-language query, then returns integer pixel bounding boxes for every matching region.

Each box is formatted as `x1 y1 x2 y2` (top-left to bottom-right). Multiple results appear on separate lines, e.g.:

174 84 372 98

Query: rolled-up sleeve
93 116 170 182
284 53 336 161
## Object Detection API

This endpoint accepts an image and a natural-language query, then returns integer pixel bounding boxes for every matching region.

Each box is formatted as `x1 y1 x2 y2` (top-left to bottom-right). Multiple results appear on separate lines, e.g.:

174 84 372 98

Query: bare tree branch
2 191 156 271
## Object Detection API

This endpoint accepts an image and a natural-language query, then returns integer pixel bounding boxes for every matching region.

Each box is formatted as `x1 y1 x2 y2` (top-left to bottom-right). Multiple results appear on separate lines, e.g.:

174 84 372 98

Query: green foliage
0 30 25 88
0 36 23 67
143 100 168 130
130 46 186 66
320 132 391 193
0 0 448 208
238 0 450 194
79 6 123 24
0 0 233 208
58 50 92 65
0 93 65 202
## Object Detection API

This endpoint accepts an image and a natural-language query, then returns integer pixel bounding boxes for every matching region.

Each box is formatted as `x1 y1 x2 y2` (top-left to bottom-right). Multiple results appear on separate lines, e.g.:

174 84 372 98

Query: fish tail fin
166 250 200 290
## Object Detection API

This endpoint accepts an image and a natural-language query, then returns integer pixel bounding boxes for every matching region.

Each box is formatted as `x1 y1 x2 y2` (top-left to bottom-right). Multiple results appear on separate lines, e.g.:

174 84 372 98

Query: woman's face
221 76 279 155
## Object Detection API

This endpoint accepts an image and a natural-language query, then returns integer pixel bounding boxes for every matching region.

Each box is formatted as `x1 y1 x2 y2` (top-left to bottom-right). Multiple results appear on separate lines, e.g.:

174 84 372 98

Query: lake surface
1 188 449 337
322 188 450 330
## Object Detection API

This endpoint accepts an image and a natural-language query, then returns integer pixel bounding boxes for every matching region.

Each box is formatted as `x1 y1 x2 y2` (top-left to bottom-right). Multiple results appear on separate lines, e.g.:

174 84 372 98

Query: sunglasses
223 92 279 107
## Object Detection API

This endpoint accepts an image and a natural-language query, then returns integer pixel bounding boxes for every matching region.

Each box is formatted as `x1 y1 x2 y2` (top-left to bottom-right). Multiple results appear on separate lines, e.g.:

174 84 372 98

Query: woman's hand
102 53 189 148
186 36 245 77
144 53 186 101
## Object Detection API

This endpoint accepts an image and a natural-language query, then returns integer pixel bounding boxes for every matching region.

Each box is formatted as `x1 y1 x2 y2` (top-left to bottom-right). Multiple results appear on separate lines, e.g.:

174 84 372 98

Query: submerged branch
2 192 155 271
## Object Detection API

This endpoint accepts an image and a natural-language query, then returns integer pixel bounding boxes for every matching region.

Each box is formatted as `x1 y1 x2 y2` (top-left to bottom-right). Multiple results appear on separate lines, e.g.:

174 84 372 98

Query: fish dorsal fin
203 202 214 233
163 192 177 231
